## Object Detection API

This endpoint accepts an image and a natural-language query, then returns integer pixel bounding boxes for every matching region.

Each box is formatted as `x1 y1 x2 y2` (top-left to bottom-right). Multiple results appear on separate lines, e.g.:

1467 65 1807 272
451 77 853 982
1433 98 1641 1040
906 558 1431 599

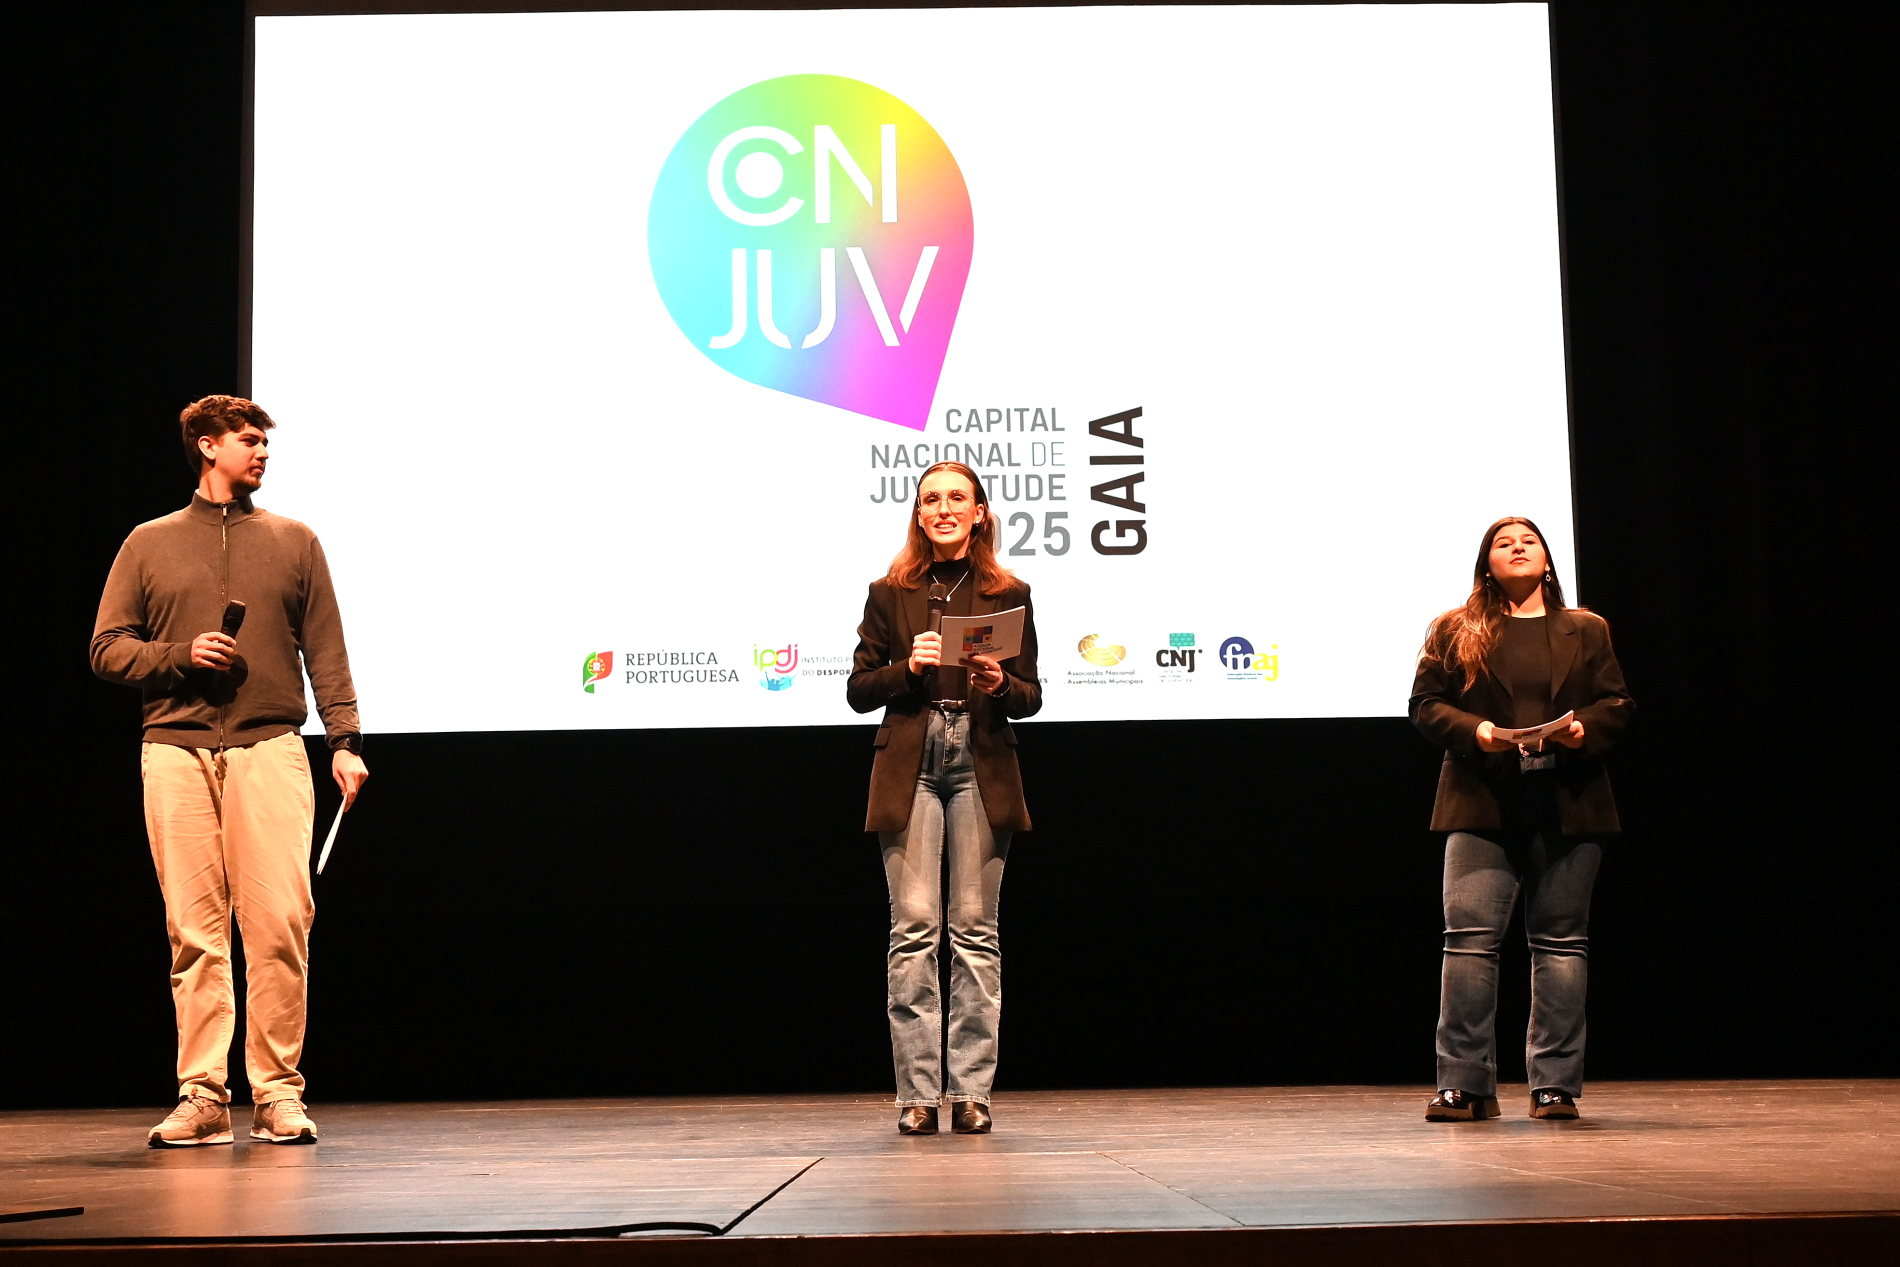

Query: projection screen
249 4 1574 734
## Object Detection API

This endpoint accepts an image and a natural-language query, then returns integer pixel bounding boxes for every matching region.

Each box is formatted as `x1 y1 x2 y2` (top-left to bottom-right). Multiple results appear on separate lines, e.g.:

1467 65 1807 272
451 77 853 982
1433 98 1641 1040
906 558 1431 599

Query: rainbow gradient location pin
649 75 974 431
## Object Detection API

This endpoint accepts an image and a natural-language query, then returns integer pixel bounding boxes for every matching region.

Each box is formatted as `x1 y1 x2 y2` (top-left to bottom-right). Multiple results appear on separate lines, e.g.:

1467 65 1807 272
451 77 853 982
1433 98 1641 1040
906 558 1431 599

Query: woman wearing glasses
847 461 1041 1135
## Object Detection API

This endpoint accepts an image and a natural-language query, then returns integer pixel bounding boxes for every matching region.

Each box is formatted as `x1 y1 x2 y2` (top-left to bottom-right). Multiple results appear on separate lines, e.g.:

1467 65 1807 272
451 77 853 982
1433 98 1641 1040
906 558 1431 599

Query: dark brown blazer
848 576 1042 833
1409 607 1633 837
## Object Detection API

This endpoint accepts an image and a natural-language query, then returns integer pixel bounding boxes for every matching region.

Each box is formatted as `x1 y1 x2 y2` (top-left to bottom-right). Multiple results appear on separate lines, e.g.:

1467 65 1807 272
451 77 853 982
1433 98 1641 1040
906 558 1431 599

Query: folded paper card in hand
1491 711 1575 747
939 606 1026 666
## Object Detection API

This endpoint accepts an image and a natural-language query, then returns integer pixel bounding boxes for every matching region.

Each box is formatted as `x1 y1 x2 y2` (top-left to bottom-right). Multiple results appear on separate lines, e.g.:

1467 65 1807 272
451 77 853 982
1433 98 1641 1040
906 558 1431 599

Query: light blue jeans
1437 830 1602 1097
879 710 1010 1107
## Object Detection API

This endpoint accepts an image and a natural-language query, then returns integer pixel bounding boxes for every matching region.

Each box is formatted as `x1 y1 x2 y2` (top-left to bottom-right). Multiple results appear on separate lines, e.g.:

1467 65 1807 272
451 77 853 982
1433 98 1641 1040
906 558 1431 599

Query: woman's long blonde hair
884 461 1017 595
1423 515 1571 685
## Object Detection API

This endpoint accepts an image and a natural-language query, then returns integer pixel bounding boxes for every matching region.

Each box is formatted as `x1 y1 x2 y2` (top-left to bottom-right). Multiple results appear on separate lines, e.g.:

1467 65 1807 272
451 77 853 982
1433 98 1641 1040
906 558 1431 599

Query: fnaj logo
581 650 612 693
755 643 800 691
1078 634 1126 667
649 75 974 431
1218 637 1280 680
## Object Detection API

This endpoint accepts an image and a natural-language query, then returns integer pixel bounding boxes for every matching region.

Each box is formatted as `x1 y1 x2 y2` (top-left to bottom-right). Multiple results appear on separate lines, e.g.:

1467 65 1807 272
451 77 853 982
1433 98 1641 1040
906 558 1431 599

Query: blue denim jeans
1436 830 1601 1098
879 710 1010 1107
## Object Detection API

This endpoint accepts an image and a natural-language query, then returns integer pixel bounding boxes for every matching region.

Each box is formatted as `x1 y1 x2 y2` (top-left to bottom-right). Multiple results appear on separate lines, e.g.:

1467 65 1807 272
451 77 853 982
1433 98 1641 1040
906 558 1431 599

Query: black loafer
898 1105 938 1135
1425 1088 1501 1121
1530 1088 1579 1120
950 1101 991 1134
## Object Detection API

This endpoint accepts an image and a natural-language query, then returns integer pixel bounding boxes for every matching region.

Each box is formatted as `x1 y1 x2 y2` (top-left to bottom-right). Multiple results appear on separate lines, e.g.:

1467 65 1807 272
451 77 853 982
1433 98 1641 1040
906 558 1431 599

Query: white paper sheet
1491 711 1575 746
316 803 345 875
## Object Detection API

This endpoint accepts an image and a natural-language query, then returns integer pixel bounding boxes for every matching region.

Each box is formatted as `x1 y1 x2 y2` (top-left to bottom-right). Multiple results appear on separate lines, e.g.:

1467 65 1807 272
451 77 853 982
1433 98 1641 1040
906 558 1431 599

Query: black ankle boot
951 1101 991 1134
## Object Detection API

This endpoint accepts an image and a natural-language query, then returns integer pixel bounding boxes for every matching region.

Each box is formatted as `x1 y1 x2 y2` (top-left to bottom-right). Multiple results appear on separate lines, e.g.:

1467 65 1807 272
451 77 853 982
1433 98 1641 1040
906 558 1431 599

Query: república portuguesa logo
755 643 800 691
581 650 612 693
649 75 974 431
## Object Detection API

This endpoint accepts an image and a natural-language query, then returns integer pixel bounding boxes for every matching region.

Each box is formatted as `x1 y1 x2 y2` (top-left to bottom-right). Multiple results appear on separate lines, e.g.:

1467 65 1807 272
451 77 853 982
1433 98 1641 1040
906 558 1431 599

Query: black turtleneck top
926 556 975 702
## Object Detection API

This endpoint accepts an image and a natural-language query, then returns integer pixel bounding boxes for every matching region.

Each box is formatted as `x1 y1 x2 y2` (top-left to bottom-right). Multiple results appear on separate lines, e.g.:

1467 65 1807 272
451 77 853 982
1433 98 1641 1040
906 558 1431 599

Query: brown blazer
847 576 1042 833
1409 607 1634 837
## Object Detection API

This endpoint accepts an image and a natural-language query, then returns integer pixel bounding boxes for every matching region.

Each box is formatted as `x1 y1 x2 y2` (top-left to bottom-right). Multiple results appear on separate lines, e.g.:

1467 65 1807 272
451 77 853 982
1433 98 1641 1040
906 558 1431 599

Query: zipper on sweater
218 503 228 753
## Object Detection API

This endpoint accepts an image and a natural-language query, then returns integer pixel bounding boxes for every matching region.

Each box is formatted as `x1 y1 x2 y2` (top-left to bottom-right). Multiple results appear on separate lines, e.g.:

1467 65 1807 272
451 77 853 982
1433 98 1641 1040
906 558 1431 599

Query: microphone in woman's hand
928 583 949 635
221 600 246 637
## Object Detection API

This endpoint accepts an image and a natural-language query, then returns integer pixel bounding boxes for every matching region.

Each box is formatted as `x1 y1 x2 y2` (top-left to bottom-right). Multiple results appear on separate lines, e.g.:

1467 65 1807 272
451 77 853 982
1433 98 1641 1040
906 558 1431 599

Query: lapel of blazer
1548 606 1581 702
1495 631 1518 701
898 580 929 647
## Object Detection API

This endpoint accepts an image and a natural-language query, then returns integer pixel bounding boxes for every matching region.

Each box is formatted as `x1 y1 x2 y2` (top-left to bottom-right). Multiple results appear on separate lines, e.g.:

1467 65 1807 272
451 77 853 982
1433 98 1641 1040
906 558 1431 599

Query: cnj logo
1218 636 1280 681
581 650 612 694
649 75 973 431
1155 632 1198 672
1078 634 1126 667
755 643 800 691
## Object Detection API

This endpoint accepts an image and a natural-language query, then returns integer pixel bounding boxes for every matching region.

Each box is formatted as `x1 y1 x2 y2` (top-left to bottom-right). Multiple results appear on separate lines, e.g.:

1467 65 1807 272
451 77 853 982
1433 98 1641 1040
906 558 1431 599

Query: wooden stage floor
3 1081 1896 1264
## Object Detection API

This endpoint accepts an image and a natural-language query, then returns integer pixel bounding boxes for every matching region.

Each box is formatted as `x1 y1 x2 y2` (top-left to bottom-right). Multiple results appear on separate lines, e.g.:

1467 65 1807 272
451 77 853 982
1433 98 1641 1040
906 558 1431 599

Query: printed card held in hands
938 607 1027 667
1490 711 1576 747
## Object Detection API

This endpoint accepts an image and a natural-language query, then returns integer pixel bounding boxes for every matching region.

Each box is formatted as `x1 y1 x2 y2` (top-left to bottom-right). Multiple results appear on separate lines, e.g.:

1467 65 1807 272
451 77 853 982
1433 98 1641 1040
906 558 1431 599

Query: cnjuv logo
649 75 973 431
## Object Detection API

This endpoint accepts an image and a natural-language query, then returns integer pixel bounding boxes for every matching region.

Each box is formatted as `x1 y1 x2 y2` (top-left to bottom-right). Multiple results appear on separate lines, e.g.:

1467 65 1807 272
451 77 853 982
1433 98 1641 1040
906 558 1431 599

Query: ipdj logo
581 650 612 694
1078 634 1126 667
649 75 973 431
1219 636 1280 680
755 643 800 691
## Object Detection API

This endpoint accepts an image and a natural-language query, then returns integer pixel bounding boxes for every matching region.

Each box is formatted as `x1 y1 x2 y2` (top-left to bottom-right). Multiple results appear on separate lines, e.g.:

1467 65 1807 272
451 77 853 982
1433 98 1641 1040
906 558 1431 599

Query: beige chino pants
142 731 315 1104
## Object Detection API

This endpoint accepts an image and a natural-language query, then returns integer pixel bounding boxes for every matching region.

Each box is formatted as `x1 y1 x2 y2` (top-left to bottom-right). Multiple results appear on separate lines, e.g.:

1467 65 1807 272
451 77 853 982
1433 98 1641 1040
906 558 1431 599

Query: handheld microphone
925 583 951 692
220 600 247 637
927 583 949 635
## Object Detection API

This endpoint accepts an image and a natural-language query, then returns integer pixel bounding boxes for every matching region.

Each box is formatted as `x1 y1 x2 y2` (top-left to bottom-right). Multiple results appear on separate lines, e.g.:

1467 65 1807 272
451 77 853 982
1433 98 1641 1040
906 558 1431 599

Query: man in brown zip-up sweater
91 395 367 1149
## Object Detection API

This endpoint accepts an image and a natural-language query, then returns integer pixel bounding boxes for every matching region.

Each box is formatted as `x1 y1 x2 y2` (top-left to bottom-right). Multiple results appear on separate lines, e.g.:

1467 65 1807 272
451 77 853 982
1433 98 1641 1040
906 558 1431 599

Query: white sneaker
148 1096 233 1148
251 1097 319 1144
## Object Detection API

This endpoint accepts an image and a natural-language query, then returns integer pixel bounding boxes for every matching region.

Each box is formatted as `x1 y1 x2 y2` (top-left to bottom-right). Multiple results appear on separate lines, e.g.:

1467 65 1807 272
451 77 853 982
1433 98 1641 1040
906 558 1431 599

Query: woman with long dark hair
847 461 1041 1135
1410 516 1633 1122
